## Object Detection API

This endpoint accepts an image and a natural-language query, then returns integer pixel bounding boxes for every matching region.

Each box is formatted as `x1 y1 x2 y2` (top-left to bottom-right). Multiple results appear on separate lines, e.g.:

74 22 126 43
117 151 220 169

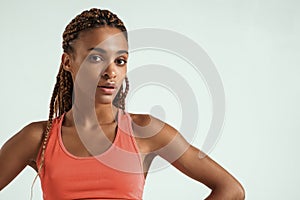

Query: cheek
72 64 101 89
116 68 127 86
117 66 127 78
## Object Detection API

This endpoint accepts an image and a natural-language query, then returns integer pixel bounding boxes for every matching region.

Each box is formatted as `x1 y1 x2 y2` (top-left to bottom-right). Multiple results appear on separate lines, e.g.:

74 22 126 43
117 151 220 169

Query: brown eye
88 55 104 63
115 58 127 66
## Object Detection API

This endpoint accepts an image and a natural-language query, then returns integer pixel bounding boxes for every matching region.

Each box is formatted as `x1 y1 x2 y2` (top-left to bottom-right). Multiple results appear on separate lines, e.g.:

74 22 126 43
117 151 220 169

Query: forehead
74 27 128 53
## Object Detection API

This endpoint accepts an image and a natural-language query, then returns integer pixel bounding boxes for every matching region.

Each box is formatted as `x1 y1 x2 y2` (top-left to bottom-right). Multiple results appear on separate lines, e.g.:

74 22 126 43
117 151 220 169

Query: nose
101 64 117 80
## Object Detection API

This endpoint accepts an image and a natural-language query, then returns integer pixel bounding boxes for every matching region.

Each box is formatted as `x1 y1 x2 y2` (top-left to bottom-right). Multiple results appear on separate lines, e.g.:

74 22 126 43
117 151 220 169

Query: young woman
0 8 245 199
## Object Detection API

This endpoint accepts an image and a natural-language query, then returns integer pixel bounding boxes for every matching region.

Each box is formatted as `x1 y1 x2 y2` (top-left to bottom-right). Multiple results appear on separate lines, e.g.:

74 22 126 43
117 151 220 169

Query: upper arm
0 121 45 191
171 145 245 198
171 145 237 189
133 114 243 195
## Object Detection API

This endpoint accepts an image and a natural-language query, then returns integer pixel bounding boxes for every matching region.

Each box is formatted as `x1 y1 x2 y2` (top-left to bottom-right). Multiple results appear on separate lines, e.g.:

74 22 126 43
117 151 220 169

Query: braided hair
38 8 130 175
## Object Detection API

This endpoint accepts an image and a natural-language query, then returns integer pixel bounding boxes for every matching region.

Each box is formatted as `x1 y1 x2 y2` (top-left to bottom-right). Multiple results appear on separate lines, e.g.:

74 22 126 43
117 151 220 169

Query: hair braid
37 8 129 177
37 66 62 173
62 8 127 54
57 65 73 117
119 76 129 110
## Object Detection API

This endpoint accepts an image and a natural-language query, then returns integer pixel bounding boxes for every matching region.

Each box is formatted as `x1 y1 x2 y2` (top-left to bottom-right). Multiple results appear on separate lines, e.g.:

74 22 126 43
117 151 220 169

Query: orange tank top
36 110 145 200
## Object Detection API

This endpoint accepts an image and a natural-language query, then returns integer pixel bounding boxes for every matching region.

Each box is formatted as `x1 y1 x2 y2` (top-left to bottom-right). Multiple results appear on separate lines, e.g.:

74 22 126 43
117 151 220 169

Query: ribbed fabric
36 110 145 200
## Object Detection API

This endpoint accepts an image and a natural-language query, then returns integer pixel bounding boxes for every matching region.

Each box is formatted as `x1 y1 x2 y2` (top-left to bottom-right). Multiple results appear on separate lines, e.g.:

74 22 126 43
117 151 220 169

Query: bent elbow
231 183 245 200
221 181 246 200
207 182 245 200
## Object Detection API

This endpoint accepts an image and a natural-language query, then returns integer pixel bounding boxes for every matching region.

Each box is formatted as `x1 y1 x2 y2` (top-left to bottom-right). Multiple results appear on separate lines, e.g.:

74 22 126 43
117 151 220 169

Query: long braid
36 8 129 180
57 64 73 117
118 76 129 110
30 71 60 200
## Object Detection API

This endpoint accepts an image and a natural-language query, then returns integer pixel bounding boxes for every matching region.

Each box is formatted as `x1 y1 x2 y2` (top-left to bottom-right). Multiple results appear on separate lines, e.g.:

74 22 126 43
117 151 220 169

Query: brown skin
0 27 245 199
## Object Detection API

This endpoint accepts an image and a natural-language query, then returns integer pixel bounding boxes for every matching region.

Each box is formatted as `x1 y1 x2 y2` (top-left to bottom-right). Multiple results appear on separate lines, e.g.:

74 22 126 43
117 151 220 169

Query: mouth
98 85 115 89
97 84 117 94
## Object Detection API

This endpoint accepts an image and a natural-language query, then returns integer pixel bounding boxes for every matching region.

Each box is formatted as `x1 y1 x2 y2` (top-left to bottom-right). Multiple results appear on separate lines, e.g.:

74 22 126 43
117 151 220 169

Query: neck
69 102 119 128
95 103 119 124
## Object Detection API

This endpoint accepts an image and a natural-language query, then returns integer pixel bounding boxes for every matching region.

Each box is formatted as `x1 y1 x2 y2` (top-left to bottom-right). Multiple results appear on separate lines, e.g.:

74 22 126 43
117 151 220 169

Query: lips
97 83 116 94
98 85 115 89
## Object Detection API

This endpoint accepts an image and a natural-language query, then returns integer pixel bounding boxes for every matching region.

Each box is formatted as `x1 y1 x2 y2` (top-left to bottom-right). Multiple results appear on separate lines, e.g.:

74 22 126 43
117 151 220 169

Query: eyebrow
88 47 128 55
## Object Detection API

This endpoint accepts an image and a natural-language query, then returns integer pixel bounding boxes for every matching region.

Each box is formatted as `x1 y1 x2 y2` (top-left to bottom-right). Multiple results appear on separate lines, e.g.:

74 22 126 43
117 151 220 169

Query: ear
61 53 73 73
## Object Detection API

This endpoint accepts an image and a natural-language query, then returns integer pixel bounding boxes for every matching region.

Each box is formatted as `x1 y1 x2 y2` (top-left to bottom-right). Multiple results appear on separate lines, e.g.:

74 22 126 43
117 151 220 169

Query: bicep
0 122 44 190
171 145 232 189
151 123 240 190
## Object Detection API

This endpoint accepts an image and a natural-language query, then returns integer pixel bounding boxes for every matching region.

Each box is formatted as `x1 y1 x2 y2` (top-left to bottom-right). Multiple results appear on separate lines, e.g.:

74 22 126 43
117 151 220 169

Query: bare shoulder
0 120 48 190
129 113 152 126
129 112 179 136
19 120 47 143
128 113 183 152
128 112 166 133
1 120 48 161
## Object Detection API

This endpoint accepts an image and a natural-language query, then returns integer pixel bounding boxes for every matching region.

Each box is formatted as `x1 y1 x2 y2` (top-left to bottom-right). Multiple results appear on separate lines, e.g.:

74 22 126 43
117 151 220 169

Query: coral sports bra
36 110 145 200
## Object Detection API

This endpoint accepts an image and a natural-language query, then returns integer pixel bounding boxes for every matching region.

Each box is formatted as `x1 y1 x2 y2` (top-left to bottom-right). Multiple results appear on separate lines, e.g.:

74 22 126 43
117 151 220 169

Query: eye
88 55 104 63
115 58 127 66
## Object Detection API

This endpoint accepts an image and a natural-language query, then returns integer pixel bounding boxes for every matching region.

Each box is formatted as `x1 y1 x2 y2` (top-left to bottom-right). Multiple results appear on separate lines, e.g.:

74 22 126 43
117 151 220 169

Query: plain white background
0 0 299 199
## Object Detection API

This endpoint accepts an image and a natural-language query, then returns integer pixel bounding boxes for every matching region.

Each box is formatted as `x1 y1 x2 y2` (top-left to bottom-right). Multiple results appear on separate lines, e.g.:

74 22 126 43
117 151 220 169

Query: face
62 27 128 106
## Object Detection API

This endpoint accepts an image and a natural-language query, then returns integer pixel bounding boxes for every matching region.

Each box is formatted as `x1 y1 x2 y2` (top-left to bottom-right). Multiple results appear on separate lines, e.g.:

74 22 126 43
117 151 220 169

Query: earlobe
61 53 72 72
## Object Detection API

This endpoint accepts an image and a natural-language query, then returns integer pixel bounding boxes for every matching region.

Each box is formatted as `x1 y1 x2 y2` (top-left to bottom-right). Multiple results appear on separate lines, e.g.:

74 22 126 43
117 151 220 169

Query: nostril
101 73 110 79
101 72 116 79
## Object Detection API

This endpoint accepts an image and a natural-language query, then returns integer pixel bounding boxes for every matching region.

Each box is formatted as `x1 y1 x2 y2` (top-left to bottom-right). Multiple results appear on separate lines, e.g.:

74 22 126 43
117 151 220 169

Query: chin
95 96 115 105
